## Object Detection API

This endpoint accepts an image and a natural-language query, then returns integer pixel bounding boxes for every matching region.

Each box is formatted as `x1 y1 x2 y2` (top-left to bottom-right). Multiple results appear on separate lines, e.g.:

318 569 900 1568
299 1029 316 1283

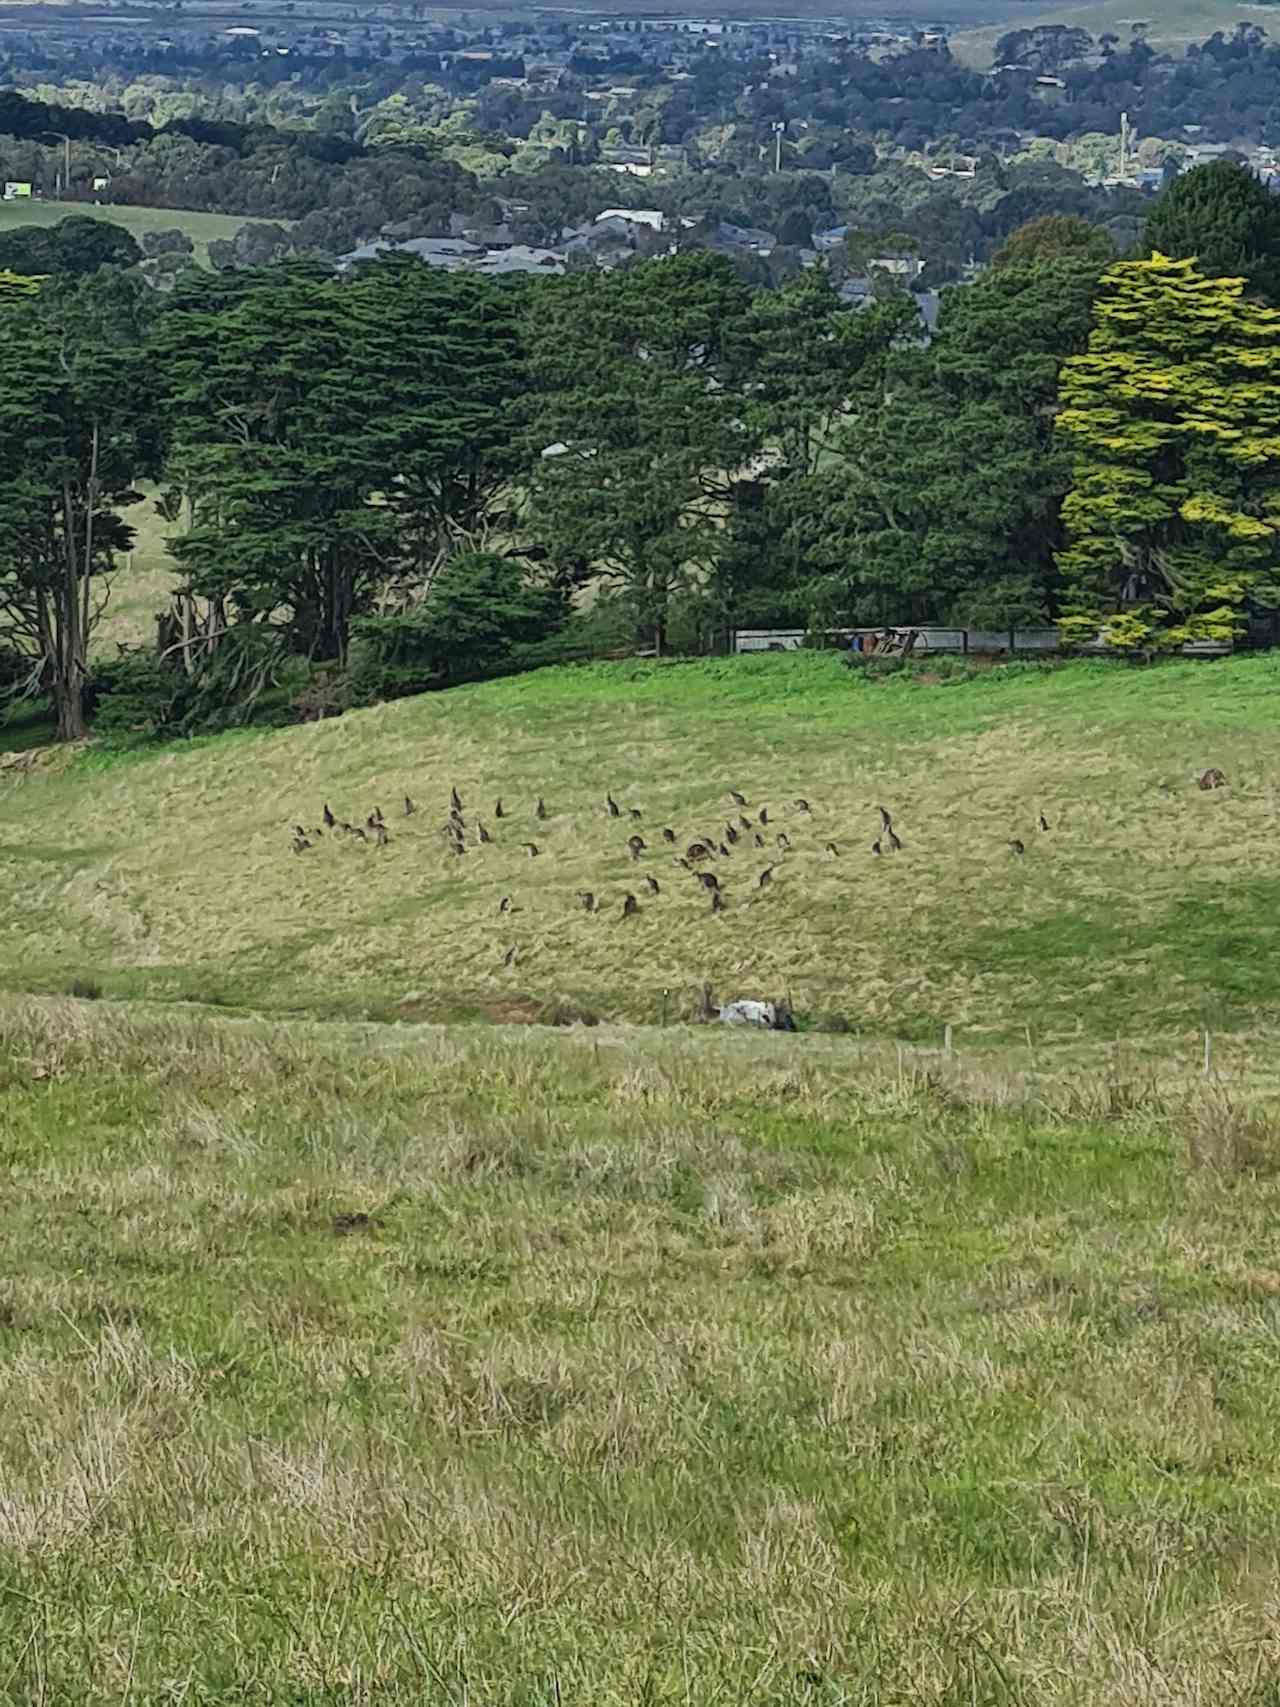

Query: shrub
65 977 103 1001
88 653 185 746
349 553 567 703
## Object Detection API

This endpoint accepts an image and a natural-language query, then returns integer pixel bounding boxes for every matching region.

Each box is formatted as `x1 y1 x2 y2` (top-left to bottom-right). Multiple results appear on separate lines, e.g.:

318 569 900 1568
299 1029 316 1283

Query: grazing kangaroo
627 834 646 855
607 794 621 818
629 807 643 821
871 839 882 856
498 896 512 914
576 890 597 912
794 798 811 814
477 822 492 844
729 789 747 806
826 842 839 857
886 828 902 852
1039 812 1050 832
758 866 774 889
725 824 739 844
1199 768 1227 791
754 833 766 848
710 889 725 914
502 944 518 967
1009 839 1025 857
403 796 416 817
759 807 769 825
374 824 389 847
878 805 893 831
775 832 790 851
451 786 462 814
536 798 547 820
662 827 676 844
686 842 711 862
643 875 660 894
521 842 540 857
621 892 639 918
495 799 505 818
322 804 335 829
697 870 720 891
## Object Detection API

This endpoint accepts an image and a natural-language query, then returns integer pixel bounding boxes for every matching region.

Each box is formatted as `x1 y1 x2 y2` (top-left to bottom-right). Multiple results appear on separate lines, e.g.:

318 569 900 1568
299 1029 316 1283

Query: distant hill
0 198 259 266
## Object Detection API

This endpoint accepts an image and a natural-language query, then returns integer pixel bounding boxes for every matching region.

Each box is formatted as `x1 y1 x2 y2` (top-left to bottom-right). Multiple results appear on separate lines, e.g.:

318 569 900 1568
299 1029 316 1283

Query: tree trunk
57 476 88 742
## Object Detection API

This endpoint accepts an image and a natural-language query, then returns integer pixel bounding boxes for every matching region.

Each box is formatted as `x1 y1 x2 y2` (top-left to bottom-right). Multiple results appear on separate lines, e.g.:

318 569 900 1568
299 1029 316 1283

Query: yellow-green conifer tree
1057 252 1280 651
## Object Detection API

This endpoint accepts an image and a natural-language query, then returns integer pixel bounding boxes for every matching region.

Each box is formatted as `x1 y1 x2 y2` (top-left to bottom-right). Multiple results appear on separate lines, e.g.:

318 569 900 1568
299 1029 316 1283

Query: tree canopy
1058 252 1280 650
1144 161 1280 304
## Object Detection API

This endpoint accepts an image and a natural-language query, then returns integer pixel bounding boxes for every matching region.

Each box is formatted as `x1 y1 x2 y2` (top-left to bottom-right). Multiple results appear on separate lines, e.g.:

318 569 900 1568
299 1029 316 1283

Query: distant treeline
1 164 1279 749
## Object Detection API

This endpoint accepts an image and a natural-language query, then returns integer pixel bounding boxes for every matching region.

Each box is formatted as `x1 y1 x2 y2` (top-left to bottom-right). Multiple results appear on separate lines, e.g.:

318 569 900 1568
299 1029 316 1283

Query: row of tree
2 162 1279 744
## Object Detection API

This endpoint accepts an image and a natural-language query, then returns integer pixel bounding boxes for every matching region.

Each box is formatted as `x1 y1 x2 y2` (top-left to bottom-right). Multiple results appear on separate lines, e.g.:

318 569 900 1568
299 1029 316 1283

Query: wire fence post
1203 1029 1212 1080
943 1024 953 1058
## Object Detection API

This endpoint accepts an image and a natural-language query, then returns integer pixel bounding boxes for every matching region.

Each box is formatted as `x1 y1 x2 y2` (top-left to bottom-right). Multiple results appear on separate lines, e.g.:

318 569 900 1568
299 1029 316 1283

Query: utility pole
42 130 72 197
772 119 785 173
1118 110 1130 180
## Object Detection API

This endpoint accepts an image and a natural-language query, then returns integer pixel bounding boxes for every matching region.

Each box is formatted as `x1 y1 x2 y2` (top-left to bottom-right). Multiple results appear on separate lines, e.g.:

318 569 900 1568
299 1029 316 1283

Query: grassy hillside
2 651 1279 1041
96 486 180 657
0 198 258 265
951 0 1270 66
3 994 1280 1702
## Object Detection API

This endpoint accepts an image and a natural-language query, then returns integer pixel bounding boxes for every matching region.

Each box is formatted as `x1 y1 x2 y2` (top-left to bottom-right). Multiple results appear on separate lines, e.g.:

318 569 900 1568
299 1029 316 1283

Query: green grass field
0 198 257 265
3 994 1280 1703
96 487 181 657
5 658 1280 1699
2 650 1279 1043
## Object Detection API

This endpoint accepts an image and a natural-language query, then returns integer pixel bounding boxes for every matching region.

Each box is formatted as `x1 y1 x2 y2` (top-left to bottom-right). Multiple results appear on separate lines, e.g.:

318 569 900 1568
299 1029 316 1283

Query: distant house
708 220 775 256
839 277 941 339
871 253 925 279
595 207 666 232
